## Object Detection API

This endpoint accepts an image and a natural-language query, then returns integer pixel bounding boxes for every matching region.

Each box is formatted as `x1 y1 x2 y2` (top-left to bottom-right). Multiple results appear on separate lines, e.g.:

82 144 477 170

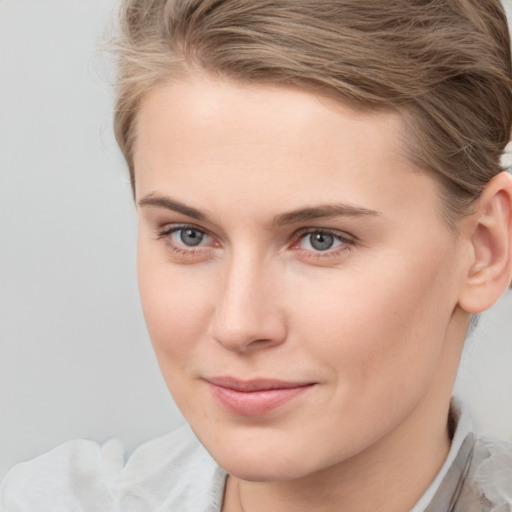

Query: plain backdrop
1 0 511 477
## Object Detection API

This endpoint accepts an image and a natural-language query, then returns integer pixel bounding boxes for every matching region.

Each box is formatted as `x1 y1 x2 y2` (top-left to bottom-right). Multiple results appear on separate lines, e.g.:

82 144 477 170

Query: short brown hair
112 0 512 225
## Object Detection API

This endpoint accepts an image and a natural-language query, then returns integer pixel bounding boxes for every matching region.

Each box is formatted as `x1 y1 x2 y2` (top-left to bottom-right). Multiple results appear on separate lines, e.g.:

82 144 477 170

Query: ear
458 171 512 314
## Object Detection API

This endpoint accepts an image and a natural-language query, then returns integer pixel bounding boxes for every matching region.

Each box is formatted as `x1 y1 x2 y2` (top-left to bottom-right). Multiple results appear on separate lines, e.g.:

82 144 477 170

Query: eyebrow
138 194 380 225
138 194 208 221
273 204 380 226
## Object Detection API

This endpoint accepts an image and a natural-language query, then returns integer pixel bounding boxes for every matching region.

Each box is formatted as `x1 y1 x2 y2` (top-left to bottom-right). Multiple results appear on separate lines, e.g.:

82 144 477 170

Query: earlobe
458 171 512 314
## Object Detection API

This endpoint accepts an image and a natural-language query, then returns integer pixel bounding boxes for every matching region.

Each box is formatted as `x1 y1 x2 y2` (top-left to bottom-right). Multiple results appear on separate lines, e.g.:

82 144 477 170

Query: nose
208 253 287 353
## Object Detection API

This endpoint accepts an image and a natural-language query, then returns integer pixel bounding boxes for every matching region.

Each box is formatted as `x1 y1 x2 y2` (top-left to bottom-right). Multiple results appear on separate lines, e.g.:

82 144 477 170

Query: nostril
209 320 287 353
245 338 274 350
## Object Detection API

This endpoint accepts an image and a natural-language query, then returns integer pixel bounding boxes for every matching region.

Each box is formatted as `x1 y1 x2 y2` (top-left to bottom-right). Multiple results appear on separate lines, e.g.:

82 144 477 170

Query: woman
2 0 511 510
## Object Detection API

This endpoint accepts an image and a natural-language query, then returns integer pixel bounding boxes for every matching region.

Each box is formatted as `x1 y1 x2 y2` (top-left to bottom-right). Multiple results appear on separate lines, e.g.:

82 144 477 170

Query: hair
112 0 512 227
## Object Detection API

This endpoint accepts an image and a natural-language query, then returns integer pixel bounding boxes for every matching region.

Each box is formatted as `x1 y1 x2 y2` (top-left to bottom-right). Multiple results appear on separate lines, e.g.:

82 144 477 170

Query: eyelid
290 227 356 257
157 223 219 250
293 227 355 244
158 223 209 238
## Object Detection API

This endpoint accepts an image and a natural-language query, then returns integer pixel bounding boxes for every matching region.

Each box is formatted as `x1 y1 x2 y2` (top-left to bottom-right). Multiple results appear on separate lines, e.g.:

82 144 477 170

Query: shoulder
419 399 512 512
0 425 226 512
465 435 512 510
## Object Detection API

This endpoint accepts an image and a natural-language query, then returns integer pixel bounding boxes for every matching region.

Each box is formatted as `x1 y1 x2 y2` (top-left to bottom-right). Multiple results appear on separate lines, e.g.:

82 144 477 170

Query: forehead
135 74 403 165
133 74 442 225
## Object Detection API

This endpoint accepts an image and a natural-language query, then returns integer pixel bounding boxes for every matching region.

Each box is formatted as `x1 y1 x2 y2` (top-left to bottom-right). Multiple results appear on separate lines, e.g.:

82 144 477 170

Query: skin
133 73 489 512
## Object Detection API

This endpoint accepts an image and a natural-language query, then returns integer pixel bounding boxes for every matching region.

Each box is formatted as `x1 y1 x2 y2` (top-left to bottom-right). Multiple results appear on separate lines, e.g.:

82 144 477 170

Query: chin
196 427 328 482
219 454 315 482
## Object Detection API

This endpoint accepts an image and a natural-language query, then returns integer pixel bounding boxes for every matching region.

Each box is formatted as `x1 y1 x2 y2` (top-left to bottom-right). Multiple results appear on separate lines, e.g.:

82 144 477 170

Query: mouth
205 376 316 416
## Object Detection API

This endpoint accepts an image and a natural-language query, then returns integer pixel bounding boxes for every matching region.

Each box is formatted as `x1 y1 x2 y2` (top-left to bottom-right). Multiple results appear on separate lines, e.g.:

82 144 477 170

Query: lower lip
207 383 313 416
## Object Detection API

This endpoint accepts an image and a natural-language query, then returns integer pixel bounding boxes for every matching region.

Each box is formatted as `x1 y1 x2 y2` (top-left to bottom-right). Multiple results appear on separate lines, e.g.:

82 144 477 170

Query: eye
293 229 354 254
157 224 215 254
301 232 339 251
171 227 209 247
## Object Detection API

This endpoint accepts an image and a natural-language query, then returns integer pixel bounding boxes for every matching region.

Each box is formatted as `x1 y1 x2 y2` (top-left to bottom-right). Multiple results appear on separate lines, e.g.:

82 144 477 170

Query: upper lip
205 376 315 392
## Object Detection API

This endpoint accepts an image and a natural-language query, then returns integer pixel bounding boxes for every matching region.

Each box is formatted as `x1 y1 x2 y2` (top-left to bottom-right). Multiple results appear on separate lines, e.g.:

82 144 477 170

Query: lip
205 377 315 416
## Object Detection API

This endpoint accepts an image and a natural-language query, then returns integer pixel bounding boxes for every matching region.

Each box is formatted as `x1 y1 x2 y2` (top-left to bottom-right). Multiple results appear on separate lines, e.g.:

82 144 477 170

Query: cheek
295 248 457 398
137 244 214 366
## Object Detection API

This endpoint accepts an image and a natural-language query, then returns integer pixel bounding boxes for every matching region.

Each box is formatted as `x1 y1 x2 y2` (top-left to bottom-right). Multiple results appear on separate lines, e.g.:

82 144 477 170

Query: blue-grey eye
309 232 335 251
173 228 205 247
298 231 345 252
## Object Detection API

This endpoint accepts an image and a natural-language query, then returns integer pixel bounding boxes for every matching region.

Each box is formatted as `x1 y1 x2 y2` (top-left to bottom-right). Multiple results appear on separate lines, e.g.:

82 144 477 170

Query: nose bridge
210 248 286 351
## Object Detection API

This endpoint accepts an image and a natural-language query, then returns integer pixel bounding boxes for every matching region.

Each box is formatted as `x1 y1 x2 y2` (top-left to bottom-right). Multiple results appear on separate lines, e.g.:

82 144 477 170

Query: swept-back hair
112 0 512 226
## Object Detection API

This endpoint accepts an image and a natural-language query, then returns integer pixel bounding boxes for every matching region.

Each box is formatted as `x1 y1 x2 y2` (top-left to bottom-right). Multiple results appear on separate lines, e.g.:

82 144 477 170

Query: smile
205 377 315 416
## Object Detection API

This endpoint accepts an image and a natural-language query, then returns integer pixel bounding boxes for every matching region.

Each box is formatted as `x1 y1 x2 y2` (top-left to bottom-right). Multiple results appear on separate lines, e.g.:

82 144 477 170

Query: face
134 74 468 481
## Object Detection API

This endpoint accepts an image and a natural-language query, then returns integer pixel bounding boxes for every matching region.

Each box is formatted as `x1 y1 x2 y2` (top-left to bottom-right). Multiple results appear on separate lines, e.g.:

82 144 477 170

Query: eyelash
157 224 215 257
156 224 355 259
291 228 355 259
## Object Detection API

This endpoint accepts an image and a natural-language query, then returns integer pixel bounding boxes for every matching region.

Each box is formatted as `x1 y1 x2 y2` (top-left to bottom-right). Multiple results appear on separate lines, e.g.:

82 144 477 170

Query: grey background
0 0 511 477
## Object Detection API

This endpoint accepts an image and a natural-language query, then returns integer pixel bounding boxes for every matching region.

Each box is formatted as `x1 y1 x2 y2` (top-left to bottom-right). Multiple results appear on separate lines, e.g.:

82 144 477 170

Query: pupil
310 233 334 251
180 229 203 247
